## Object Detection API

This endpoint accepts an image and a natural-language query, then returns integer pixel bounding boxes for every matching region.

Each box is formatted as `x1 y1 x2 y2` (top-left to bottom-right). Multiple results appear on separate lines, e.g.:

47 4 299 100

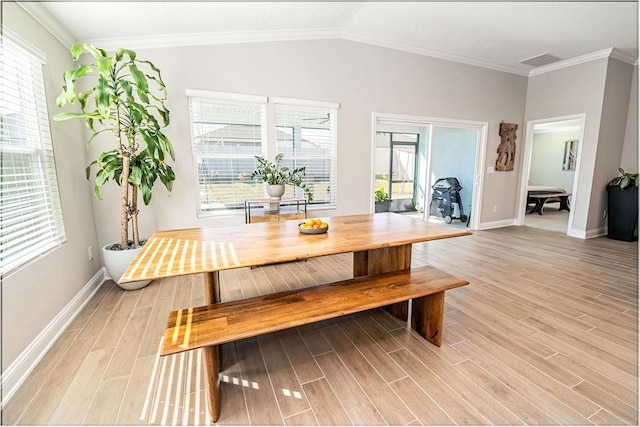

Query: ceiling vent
519 53 562 67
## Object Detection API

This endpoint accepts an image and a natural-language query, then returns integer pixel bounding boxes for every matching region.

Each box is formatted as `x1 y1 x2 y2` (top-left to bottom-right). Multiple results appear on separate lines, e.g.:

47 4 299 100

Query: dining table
120 212 471 420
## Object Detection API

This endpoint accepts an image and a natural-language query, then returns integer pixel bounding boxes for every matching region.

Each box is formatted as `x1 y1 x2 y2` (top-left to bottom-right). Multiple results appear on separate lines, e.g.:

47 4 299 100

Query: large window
188 90 267 216
273 99 338 206
189 91 338 216
0 35 66 275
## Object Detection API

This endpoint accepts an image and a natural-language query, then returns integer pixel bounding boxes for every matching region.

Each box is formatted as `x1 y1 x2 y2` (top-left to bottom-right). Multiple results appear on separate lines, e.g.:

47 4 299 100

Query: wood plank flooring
2 226 637 425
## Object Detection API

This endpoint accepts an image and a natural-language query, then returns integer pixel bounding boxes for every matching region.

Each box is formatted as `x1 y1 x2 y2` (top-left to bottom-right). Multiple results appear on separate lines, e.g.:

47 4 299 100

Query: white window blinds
273 101 338 207
1 36 66 276
188 91 267 216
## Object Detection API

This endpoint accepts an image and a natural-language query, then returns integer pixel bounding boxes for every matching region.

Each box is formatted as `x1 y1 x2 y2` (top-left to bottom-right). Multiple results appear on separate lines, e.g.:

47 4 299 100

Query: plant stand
244 198 307 223
607 185 638 242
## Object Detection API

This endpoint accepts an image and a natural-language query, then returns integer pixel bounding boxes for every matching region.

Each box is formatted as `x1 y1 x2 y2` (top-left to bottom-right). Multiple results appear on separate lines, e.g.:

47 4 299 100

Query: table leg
203 345 221 422
353 245 412 321
203 271 222 422
529 197 546 215
204 271 220 304
559 196 571 212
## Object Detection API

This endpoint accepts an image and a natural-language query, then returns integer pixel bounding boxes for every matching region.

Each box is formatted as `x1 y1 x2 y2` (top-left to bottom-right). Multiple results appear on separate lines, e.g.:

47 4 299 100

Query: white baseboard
1 268 107 408
477 219 517 230
584 227 607 239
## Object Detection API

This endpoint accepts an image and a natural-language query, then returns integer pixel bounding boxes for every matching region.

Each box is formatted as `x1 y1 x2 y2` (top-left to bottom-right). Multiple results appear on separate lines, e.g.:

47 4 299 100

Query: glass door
375 131 419 213
390 138 418 212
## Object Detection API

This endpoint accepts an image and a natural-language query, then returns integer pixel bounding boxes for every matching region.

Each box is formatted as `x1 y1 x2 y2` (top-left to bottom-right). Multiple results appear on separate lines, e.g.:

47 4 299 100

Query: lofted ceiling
18 1 639 76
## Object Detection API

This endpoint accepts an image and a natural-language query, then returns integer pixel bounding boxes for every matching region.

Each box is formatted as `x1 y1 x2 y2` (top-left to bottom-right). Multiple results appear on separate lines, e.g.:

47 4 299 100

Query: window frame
187 89 268 217
0 33 67 276
271 97 339 209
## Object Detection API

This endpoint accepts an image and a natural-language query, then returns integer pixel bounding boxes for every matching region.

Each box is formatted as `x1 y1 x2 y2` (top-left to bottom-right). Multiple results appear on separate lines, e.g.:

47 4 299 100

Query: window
273 99 338 207
188 90 267 216
0 35 66 276
189 91 339 216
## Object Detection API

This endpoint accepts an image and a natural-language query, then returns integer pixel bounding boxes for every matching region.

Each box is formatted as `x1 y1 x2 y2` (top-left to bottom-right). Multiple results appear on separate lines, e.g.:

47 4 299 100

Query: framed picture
562 139 578 171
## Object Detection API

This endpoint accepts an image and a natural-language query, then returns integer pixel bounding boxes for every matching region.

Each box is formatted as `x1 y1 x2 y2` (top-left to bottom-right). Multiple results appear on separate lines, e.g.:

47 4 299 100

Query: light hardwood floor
2 225 637 425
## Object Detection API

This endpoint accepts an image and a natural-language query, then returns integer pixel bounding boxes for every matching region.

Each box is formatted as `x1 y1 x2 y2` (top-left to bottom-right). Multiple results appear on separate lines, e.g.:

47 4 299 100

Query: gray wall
3 3 636 390
620 65 638 174
525 58 610 236
530 129 580 191
525 57 635 236
2 4 101 370
85 39 528 247
591 57 634 232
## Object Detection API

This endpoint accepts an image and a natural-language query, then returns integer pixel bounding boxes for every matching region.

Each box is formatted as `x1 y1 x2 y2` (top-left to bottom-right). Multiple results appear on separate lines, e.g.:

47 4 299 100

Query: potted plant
251 153 313 201
374 187 391 213
606 168 638 242
54 44 175 289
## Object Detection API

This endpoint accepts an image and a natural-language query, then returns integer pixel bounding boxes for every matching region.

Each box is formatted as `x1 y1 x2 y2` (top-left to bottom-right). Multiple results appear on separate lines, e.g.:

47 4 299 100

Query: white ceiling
21 1 639 76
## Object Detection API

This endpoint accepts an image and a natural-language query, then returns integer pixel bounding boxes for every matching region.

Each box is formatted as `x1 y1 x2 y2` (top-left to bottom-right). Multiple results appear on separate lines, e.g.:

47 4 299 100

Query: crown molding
16 2 75 48
340 30 531 77
13 4 637 77
81 28 342 51
528 47 638 77
609 47 638 65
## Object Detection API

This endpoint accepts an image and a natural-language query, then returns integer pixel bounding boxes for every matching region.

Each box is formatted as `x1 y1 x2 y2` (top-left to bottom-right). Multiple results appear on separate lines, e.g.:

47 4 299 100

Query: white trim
517 113 587 238
270 97 340 110
583 227 607 239
16 2 75 49
16 4 637 77
0 268 107 408
341 29 530 77
1 27 47 64
185 89 267 104
477 219 517 230
81 27 341 51
528 48 636 77
609 48 638 65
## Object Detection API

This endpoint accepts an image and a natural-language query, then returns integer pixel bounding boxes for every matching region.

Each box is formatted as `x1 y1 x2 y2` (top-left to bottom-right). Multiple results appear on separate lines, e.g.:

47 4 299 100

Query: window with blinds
188 91 339 216
1 35 66 276
188 91 267 216
273 100 338 207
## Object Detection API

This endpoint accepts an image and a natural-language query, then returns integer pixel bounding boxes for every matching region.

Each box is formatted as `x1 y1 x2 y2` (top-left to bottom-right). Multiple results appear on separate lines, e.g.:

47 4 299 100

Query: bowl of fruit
299 218 329 234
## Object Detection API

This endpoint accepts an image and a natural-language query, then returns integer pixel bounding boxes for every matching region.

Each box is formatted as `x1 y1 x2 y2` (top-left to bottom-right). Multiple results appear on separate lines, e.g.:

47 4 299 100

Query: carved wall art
496 122 518 171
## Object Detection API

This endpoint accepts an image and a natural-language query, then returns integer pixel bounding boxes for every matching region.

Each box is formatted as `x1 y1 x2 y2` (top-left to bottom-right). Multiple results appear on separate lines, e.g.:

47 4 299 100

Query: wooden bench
527 192 571 215
161 265 468 422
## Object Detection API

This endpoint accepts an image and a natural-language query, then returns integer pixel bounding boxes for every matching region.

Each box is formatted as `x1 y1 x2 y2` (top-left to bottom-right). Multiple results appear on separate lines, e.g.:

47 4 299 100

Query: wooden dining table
120 212 471 420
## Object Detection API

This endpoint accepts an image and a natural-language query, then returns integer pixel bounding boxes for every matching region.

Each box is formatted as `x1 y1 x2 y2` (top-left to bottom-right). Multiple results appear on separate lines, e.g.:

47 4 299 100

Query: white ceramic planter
102 244 151 291
266 184 285 199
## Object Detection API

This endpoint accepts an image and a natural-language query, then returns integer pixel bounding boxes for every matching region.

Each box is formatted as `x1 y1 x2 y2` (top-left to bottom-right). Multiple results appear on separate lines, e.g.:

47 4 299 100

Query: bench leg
203 345 221 422
411 291 445 347
203 272 222 422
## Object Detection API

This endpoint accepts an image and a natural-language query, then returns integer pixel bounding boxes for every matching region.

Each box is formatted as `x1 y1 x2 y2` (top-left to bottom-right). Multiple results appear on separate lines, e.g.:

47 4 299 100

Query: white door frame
371 112 488 230
516 113 586 237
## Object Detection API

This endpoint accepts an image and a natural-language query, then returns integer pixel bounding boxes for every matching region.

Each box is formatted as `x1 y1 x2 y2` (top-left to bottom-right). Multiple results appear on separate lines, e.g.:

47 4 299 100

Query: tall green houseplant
54 44 175 249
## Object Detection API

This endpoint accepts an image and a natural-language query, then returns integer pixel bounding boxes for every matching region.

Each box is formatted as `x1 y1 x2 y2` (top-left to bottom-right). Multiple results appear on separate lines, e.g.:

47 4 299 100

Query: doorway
372 113 487 230
517 114 585 236
375 130 420 212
